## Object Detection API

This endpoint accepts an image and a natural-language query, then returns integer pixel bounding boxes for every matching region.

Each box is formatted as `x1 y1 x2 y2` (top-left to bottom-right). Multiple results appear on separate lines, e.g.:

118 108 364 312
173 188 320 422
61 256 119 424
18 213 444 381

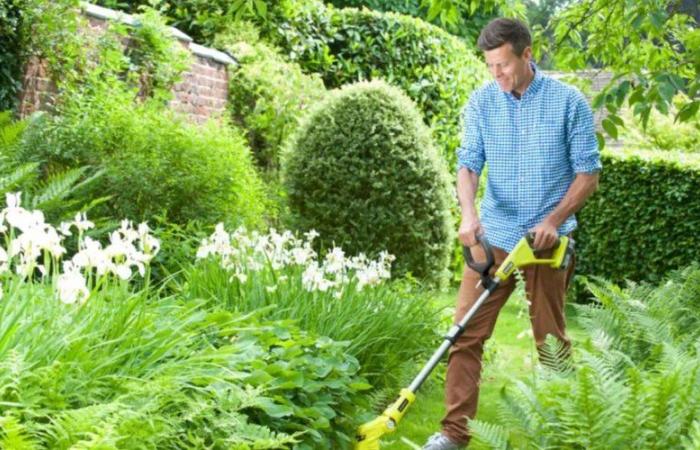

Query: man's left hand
529 220 559 250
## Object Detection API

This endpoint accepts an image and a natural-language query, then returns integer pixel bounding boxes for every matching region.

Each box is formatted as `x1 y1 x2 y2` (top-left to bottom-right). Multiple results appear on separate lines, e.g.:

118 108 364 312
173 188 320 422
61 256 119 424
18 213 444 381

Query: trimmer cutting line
355 232 575 449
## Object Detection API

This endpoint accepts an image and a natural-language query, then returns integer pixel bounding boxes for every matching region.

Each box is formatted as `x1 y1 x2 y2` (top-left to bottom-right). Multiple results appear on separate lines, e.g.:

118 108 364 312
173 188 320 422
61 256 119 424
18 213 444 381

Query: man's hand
458 216 484 247
529 220 559 250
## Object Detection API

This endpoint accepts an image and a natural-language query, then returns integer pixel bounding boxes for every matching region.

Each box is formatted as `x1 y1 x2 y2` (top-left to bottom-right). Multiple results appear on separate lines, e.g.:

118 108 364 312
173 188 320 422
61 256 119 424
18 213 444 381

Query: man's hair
477 18 532 56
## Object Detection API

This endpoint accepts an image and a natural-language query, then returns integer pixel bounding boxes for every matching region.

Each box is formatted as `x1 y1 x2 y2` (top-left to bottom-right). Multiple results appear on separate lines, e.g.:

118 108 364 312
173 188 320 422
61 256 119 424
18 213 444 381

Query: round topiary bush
284 80 453 284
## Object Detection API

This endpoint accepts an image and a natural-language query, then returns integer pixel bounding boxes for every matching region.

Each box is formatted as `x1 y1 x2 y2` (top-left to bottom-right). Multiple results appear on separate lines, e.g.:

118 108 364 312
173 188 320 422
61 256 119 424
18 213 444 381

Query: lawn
379 286 585 449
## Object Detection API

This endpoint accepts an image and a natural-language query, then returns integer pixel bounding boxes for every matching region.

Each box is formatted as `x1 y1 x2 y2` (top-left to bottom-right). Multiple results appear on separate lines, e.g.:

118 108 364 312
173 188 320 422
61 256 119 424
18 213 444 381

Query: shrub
214 32 326 173
263 4 488 164
574 149 700 295
284 80 454 283
18 92 267 227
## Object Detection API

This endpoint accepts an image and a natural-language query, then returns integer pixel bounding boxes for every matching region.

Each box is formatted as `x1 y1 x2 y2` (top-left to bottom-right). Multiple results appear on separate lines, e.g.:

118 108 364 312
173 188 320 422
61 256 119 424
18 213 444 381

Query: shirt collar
505 61 543 101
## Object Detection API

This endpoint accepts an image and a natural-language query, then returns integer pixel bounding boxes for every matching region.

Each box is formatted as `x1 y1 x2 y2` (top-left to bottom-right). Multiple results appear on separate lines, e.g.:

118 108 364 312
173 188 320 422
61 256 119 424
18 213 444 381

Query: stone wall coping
81 2 236 65
190 43 237 66
82 2 193 42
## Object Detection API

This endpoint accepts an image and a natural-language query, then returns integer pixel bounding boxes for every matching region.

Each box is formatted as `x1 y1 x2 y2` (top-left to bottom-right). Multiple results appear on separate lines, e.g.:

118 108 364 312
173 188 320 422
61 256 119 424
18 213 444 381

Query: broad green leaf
675 101 699 123
602 118 618 139
595 132 605 150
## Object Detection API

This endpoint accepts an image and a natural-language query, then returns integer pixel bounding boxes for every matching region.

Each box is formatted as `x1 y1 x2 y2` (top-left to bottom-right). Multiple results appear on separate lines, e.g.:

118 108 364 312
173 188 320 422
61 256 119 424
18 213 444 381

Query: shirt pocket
536 120 565 150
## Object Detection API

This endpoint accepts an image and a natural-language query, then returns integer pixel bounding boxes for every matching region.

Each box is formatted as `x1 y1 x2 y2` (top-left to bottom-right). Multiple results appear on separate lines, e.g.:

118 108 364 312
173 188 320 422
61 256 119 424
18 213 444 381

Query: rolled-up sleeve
568 92 602 173
456 93 485 175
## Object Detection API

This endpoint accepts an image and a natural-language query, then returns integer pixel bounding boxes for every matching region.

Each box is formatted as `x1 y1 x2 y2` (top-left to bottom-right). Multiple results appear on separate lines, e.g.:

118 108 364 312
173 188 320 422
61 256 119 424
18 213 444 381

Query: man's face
483 43 532 93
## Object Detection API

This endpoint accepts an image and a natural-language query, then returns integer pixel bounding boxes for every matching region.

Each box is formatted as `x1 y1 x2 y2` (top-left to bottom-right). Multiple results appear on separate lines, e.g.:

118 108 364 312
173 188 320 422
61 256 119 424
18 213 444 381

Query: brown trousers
441 244 576 444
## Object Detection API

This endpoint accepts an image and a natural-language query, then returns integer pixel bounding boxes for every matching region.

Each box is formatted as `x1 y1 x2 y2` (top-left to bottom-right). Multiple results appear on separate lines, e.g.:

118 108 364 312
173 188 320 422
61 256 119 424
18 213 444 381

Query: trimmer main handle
525 231 562 250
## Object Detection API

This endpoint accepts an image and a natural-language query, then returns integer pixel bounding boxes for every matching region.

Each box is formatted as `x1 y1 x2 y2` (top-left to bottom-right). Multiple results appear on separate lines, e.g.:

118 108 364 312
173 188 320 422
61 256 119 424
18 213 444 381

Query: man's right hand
458 216 483 247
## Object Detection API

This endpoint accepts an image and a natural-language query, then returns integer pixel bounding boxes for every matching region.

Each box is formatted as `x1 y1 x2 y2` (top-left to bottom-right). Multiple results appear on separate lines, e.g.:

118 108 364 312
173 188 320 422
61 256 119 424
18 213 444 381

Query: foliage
573 149 700 294
284 80 454 284
469 266 700 449
0 112 107 224
264 3 489 164
0 0 86 113
0 0 24 112
183 225 443 391
123 7 191 100
0 286 368 449
620 98 700 153
17 93 266 227
0 203 371 449
328 0 423 16
214 31 326 173
95 0 294 43
577 266 700 367
534 0 699 145
7 6 265 228
326 0 501 42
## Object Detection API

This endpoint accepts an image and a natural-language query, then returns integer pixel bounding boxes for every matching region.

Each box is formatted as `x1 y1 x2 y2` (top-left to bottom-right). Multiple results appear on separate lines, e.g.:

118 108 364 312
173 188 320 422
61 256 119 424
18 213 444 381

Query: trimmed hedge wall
265 4 488 165
575 149 700 292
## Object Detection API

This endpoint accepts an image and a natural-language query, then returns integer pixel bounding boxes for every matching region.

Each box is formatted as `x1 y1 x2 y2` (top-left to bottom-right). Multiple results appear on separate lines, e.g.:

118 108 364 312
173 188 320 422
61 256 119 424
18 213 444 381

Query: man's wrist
461 208 478 221
543 215 562 229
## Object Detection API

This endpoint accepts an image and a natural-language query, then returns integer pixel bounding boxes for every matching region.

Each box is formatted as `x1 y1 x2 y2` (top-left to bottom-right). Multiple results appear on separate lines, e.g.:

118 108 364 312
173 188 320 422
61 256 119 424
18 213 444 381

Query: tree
539 0 699 145
424 0 699 146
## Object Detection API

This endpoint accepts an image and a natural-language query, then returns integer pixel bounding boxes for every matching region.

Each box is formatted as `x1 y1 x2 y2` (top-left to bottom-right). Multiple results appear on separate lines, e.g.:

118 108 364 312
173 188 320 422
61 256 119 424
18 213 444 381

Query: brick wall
17 3 236 124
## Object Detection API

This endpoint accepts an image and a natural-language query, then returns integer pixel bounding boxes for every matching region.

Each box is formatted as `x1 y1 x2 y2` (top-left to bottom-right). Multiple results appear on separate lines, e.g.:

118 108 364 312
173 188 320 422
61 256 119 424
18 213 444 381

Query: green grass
378 286 586 449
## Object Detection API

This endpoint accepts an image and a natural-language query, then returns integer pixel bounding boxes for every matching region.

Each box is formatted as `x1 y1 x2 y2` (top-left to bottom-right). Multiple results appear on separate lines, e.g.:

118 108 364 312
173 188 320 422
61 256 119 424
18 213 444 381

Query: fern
683 421 700 450
0 162 39 194
468 419 510 450
0 413 39 450
470 267 700 449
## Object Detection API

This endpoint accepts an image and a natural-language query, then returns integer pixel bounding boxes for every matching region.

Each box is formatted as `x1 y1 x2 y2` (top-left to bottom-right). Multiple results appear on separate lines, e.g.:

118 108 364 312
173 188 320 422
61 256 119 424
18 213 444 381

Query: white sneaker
421 432 465 450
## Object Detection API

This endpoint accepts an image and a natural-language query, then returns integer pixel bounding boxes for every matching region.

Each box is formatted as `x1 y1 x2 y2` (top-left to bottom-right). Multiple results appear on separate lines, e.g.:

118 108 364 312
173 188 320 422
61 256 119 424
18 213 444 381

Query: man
422 18 601 450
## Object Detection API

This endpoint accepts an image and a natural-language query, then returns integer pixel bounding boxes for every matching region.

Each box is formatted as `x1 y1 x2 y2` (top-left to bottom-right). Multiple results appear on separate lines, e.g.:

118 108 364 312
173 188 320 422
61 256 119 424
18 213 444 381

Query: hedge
574 149 700 292
264 4 488 165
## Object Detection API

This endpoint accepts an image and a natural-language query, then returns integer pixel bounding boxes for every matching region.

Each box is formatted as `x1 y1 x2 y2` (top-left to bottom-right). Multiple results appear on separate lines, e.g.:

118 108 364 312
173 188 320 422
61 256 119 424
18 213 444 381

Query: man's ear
521 46 532 62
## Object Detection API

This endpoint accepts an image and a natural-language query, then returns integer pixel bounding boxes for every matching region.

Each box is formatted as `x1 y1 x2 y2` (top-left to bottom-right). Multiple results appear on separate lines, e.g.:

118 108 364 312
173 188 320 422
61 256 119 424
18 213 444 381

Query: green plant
263 4 489 164
0 203 371 449
18 90 266 227
620 97 700 153
573 149 700 295
95 0 297 43
469 266 700 449
534 0 699 145
0 112 108 224
214 32 326 173
284 80 454 284
125 7 191 100
183 225 443 391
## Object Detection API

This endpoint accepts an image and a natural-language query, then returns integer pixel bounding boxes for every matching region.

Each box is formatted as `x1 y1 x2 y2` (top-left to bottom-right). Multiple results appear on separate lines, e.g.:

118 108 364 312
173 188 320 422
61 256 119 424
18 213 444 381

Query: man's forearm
545 172 600 228
457 167 480 219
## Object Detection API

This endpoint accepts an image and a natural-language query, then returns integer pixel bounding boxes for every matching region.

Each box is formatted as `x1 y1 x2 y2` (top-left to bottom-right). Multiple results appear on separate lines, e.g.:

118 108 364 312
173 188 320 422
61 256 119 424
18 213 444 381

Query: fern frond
468 418 510 450
0 413 39 450
682 421 700 450
0 163 39 194
29 166 88 210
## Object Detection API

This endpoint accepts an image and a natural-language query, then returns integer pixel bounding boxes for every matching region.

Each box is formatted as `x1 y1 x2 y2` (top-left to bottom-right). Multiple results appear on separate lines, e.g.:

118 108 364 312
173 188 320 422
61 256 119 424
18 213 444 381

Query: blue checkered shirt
457 64 602 252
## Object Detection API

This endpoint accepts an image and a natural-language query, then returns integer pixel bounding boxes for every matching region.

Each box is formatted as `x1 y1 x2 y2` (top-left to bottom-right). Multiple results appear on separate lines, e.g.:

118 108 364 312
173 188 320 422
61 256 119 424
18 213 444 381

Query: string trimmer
355 233 574 449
